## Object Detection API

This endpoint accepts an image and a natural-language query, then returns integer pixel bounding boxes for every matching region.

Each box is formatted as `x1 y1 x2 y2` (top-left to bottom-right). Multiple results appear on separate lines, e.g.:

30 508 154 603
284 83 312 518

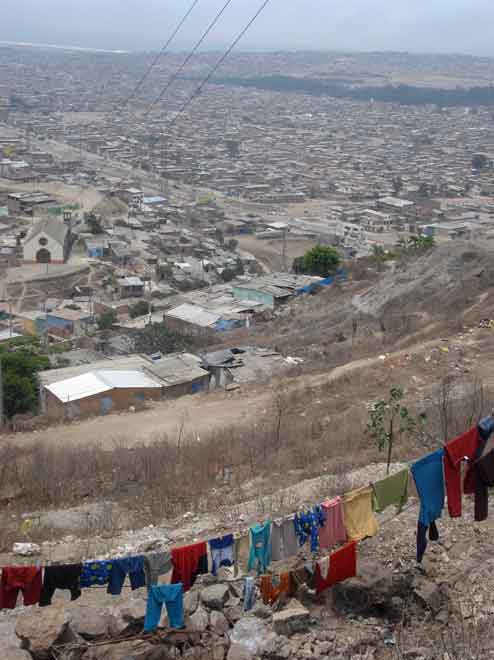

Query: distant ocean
0 40 128 54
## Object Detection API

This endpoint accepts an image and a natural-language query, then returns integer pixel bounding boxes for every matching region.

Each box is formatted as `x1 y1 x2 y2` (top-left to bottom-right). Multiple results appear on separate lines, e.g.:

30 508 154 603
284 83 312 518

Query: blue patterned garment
80 560 112 588
294 506 326 552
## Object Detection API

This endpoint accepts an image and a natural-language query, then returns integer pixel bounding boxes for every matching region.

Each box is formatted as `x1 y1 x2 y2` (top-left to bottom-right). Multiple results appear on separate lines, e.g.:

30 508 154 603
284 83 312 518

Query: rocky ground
3 459 494 659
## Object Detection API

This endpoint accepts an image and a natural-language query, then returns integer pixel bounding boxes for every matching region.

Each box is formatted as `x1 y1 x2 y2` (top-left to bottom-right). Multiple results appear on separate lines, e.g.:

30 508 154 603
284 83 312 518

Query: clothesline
2 416 494 624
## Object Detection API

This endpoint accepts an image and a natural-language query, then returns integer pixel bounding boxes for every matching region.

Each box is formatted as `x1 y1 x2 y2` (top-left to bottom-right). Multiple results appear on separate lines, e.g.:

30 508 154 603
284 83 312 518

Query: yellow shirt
342 486 379 541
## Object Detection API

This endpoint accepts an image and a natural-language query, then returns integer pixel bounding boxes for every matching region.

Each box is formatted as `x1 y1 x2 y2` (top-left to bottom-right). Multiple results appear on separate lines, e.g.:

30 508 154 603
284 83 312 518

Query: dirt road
2 341 443 450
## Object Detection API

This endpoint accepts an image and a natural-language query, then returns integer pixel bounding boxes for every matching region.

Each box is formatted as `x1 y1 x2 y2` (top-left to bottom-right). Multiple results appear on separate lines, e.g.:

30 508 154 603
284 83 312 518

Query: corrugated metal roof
46 372 112 402
97 370 161 389
46 369 162 403
166 303 220 328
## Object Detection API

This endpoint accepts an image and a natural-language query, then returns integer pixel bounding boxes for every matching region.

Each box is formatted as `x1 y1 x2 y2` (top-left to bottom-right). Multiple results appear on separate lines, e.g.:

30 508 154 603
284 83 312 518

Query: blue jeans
107 556 146 595
144 584 185 632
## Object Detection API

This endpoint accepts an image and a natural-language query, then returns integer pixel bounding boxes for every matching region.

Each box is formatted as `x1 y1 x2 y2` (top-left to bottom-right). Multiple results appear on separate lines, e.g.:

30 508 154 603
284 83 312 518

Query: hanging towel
319 497 347 549
372 468 409 513
243 576 256 612
81 560 112 588
260 572 292 605
294 506 326 552
39 564 82 606
314 541 357 594
209 534 234 576
171 542 208 592
271 518 298 561
342 487 378 541
143 552 172 587
144 583 185 632
0 566 42 609
107 556 146 596
247 522 272 575
411 449 445 562
473 449 494 522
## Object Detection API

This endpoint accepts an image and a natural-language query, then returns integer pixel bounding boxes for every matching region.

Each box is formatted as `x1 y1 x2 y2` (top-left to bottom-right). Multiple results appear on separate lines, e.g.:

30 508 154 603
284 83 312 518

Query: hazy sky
1 0 493 56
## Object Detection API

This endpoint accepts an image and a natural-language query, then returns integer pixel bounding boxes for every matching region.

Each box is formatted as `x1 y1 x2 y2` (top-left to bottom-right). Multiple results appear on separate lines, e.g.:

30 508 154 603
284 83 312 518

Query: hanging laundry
39 564 82 606
0 566 42 609
271 518 298 561
318 556 330 580
294 506 326 552
209 534 234 576
143 551 172 588
171 542 208 592
243 576 256 612
234 534 250 577
372 468 409 514
411 449 445 563
443 422 493 518
342 487 378 542
143 583 184 632
107 556 146 596
247 522 272 575
260 572 292 605
80 560 112 588
319 497 347 549
416 521 439 564
473 449 494 522
314 541 358 594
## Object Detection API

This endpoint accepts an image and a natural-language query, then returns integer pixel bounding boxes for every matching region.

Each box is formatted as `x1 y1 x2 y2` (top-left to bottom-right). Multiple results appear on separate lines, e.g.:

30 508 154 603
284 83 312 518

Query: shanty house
232 273 323 308
42 369 162 419
144 352 210 398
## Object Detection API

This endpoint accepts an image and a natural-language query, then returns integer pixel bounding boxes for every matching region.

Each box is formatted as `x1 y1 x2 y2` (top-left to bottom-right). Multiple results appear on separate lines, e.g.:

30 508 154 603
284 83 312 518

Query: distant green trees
293 245 341 277
129 301 153 319
97 310 117 330
0 347 50 419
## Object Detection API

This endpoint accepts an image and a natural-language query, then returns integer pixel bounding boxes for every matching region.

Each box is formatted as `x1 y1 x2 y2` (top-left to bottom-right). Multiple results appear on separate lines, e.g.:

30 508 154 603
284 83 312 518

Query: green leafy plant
292 245 341 277
367 387 427 474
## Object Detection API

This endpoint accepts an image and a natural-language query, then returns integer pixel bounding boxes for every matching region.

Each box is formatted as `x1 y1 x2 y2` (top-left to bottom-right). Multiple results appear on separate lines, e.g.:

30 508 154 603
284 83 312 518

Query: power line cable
121 0 201 108
157 0 272 128
146 0 236 115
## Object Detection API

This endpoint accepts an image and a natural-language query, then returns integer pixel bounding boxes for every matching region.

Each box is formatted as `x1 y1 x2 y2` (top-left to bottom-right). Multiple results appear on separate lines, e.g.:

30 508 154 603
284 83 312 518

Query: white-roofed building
42 368 162 419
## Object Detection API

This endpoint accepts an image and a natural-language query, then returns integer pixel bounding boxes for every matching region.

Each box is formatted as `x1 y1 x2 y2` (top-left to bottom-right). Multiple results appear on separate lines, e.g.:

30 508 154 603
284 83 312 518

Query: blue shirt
411 449 445 526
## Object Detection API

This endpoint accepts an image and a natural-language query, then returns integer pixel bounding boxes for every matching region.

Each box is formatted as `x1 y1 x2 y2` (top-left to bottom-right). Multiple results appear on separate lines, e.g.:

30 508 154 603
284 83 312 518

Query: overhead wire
154 0 273 128
121 0 201 109
145 0 237 115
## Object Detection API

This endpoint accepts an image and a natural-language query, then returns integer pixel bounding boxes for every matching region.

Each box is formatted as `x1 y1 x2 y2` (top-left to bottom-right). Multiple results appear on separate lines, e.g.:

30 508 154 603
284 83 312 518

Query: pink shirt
319 496 347 549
